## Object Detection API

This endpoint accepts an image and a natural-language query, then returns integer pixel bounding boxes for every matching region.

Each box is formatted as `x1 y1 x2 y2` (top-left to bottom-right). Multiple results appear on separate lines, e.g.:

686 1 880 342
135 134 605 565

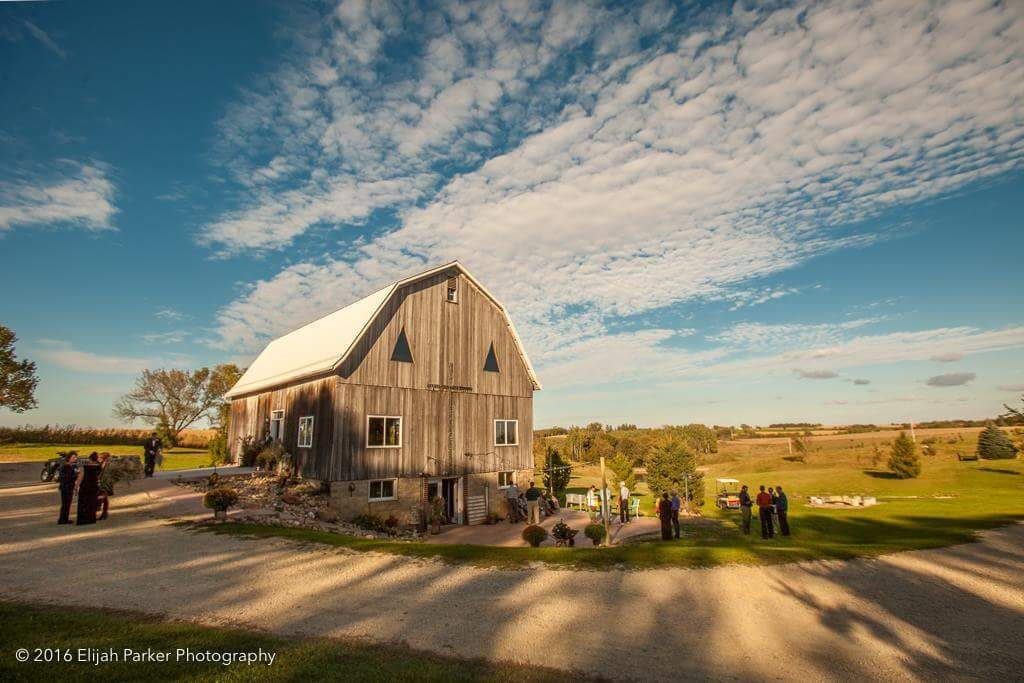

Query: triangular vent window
483 342 500 373
391 328 413 363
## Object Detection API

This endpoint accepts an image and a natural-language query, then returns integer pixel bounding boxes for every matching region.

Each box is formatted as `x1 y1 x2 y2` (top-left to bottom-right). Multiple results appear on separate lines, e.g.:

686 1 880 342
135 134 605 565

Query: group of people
56 432 162 526
505 480 560 524
57 451 113 525
653 489 684 540
738 484 790 538
583 482 635 523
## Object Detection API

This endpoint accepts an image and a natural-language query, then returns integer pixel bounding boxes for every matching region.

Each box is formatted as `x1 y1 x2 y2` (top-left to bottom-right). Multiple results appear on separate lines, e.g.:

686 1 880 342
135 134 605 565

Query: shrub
521 524 548 547
352 514 387 532
977 426 1019 460
203 487 239 512
584 523 607 546
256 441 287 470
888 432 921 479
238 436 261 467
384 515 400 531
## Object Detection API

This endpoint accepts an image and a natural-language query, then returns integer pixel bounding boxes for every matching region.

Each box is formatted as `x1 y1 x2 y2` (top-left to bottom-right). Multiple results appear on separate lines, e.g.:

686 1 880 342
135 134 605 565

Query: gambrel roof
225 261 541 398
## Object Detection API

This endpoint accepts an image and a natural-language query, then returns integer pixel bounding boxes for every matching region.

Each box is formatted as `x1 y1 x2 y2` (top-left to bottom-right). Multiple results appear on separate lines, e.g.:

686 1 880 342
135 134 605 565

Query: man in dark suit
57 452 79 524
143 432 162 477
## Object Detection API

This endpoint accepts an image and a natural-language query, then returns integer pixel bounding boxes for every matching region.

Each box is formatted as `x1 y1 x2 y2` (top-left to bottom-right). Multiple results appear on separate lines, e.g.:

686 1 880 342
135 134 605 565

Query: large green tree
976 425 1018 460
114 364 242 441
0 325 38 413
888 432 921 478
646 438 704 505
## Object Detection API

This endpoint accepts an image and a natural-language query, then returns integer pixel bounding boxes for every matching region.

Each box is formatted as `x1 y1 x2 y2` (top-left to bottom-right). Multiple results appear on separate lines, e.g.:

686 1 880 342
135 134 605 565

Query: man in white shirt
505 479 520 523
619 481 631 523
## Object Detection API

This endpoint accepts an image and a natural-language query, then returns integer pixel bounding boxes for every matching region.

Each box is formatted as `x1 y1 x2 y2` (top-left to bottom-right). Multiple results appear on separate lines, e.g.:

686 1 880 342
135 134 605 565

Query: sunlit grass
0 443 212 471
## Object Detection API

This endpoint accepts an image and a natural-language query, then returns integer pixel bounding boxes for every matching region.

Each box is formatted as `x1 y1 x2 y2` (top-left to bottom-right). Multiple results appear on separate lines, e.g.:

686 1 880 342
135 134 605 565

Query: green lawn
0 443 212 471
204 429 1024 569
0 601 566 682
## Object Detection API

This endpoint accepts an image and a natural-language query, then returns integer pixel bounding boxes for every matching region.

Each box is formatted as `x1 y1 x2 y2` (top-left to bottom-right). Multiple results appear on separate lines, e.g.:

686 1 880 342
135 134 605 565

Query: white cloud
795 369 839 380
33 340 188 375
0 161 117 233
154 308 185 321
140 330 188 345
997 383 1024 392
205 0 1024 393
930 352 965 362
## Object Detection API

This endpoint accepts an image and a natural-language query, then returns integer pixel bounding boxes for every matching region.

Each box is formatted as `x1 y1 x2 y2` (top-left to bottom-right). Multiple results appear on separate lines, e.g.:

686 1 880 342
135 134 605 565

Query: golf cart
715 478 742 510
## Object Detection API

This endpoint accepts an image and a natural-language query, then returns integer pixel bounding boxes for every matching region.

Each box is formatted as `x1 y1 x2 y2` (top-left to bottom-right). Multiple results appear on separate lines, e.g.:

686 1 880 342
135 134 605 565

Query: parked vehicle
40 455 67 483
715 478 742 510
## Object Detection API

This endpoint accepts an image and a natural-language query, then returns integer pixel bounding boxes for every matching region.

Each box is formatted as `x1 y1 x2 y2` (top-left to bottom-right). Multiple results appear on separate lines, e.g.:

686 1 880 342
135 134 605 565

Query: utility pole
600 456 611 545
682 473 690 515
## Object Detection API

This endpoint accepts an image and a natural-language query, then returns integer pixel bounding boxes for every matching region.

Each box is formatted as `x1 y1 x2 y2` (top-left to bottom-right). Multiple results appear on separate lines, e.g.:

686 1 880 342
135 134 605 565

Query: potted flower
584 523 607 546
204 486 239 521
522 524 548 547
429 496 446 534
551 520 578 547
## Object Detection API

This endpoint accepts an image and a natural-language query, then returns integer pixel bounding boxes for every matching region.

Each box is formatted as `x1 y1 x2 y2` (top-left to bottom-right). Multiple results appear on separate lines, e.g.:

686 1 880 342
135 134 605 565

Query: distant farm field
0 443 212 471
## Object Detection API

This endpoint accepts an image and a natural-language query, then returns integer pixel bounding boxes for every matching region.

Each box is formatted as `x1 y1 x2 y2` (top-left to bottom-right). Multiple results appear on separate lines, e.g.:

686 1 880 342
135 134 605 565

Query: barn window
498 471 515 489
269 410 284 440
369 479 397 501
483 342 500 373
367 415 402 448
446 277 458 303
494 419 518 446
391 328 413 363
297 415 314 448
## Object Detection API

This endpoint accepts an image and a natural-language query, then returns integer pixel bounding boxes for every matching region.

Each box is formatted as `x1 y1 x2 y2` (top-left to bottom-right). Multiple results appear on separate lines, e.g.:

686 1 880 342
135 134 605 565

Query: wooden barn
224 262 541 526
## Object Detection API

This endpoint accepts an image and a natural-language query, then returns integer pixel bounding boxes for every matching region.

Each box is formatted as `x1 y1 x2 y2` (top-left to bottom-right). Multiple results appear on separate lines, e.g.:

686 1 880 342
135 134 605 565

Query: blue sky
1 0 1022 429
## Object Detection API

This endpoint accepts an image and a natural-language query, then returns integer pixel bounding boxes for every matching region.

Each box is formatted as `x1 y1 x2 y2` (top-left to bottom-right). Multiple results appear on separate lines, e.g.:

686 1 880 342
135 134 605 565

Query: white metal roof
716 478 740 484
225 261 541 398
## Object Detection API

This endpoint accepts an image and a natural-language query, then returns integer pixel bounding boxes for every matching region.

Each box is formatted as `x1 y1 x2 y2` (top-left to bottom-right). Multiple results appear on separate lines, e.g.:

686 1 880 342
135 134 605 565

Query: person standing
657 492 673 540
756 485 774 539
143 432 162 478
505 478 520 523
670 489 682 539
769 486 780 535
586 484 598 514
776 485 791 536
738 484 752 534
57 452 79 524
618 480 631 523
75 453 102 526
96 452 112 521
525 480 542 525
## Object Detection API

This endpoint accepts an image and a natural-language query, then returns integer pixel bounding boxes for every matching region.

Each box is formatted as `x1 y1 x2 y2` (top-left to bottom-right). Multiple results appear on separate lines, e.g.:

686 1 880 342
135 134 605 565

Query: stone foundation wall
328 468 535 526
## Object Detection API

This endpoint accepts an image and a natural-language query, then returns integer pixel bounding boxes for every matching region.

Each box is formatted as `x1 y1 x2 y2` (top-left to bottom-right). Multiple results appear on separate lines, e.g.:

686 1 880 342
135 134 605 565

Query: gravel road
1 468 1021 681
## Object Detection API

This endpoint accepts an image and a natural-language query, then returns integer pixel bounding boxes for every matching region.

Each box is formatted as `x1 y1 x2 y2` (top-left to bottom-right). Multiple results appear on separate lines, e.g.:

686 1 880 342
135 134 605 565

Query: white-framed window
367 415 402 448
494 419 519 446
297 415 314 448
269 409 284 440
369 479 397 501
498 471 515 489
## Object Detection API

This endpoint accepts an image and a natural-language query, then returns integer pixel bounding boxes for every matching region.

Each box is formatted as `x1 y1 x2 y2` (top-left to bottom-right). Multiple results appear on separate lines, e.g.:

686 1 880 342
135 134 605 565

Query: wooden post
787 438 792 456
682 473 690 515
600 456 610 546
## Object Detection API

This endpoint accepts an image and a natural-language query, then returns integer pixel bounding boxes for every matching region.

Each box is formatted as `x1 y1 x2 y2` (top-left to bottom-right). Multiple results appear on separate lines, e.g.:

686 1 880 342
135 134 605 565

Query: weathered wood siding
227 375 335 476
229 267 535 481
339 270 535 397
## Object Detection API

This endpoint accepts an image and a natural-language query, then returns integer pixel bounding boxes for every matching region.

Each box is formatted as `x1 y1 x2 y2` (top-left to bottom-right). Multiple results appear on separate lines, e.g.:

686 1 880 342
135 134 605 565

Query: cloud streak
0 161 117 233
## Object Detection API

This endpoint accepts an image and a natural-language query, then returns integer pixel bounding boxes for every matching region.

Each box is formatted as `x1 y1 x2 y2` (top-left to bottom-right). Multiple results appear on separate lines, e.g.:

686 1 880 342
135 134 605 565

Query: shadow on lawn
862 470 900 479
975 467 1021 475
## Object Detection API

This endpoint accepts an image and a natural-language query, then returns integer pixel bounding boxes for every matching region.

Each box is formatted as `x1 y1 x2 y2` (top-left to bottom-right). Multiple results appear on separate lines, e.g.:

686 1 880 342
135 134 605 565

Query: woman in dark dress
75 452 101 526
658 492 673 540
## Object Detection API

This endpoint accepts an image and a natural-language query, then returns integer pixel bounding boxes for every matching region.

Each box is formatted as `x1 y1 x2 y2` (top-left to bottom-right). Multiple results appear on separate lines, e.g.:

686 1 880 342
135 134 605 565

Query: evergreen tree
646 438 704 506
542 446 571 495
888 432 921 479
608 452 636 490
976 425 1019 460
0 325 38 413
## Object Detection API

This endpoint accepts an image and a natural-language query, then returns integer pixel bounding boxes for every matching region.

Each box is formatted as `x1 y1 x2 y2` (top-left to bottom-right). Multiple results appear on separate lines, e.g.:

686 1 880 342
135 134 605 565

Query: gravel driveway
1 468 1022 681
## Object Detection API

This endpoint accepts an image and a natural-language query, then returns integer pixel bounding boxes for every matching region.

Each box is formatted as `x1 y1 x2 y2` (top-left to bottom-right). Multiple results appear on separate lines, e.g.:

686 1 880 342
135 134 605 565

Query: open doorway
428 477 462 524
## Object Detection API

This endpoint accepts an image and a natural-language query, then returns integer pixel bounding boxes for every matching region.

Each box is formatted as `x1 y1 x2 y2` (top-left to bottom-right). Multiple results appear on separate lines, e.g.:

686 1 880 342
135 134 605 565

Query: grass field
0 443 213 471
0 602 564 682
206 427 1024 569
